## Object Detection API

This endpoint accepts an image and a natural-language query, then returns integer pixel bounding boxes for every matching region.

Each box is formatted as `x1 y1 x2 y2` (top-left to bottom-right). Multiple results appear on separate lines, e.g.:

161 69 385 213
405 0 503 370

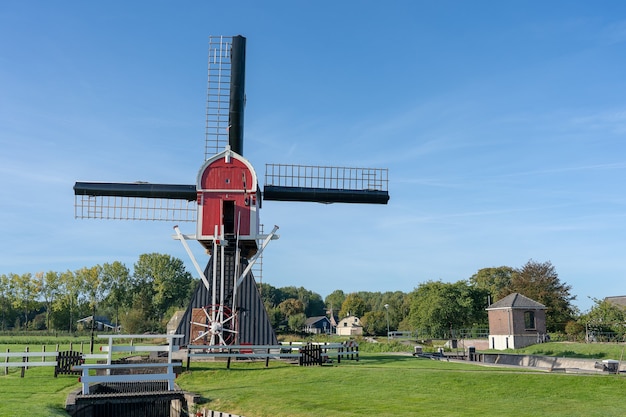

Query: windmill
74 35 389 347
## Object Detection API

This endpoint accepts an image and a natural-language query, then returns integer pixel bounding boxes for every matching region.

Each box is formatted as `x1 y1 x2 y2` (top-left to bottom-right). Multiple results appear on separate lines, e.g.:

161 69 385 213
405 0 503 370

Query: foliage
564 320 585 341
324 289 345 313
279 298 305 318
287 312 306 331
469 266 515 302
1 255 581 343
360 310 387 335
10 272 39 329
100 261 131 326
133 253 194 322
503 259 576 332
260 284 325 317
404 280 488 338
338 293 367 318
580 298 626 335
1 252 196 335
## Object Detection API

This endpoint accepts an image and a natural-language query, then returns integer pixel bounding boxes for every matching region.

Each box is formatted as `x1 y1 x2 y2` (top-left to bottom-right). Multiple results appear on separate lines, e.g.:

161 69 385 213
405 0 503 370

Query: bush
564 321 585 341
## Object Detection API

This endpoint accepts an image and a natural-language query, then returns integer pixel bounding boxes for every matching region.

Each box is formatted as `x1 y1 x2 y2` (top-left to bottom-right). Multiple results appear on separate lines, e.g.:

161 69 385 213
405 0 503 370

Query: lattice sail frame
265 164 389 191
74 195 197 222
205 35 233 160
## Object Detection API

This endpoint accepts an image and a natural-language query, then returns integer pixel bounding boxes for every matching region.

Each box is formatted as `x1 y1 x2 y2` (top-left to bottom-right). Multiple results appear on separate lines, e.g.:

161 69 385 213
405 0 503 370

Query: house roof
337 316 362 327
77 315 111 324
305 316 331 326
486 293 545 310
605 296 626 308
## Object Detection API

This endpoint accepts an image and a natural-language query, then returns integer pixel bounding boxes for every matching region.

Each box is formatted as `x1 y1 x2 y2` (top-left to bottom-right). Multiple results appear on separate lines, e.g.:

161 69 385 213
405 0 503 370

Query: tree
54 270 82 333
133 253 193 323
267 306 283 329
38 271 60 330
303 291 325 317
101 261 131 327
361 311 387 336
76 266 106 352
380 291 408 332
278 298 304 318
0 274 14 330
325 290 346 315
288 313 306 332
258 283 283 307
503 259 575 332
469 266 515 303
76 266 104 313
10 273 40 329
275 286 325 317
582 298 626 335
405 280 488 338
339 293 367 319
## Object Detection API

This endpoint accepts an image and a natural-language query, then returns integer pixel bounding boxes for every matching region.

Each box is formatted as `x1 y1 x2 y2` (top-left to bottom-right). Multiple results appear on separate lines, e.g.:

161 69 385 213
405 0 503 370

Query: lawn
177 353 626 417
506 341 626 360
2 341 626 416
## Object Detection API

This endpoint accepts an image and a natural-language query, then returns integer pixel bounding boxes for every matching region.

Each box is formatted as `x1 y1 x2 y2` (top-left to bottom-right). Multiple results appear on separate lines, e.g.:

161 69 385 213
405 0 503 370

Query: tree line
1 255 610 338
0 253 194 333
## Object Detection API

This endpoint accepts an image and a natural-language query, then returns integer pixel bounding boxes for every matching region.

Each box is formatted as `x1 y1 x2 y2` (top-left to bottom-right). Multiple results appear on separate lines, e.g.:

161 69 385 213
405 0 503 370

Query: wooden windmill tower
74 35 389 347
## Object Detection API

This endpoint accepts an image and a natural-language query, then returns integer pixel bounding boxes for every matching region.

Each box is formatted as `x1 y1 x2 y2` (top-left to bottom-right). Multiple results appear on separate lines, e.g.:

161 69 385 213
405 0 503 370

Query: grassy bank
3 339 626 416
177 353 626 417
497 341 626 360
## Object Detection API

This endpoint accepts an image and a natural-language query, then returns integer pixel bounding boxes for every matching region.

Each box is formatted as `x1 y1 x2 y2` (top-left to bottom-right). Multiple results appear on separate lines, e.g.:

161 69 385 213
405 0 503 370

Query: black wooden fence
299 343 323 366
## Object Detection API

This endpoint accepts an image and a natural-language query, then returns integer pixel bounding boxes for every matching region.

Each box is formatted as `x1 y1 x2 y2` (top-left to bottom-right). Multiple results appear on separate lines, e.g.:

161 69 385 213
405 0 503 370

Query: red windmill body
196 148 260 252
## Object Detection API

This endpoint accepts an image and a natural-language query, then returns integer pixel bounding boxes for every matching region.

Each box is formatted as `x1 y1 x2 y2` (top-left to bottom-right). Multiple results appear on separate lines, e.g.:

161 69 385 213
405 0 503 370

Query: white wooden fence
187 340 359 369
73 334 183 395
1 334 182 390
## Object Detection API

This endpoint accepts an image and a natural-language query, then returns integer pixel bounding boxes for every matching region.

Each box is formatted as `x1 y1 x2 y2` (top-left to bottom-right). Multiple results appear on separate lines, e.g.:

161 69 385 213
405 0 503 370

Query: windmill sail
264 164 389 204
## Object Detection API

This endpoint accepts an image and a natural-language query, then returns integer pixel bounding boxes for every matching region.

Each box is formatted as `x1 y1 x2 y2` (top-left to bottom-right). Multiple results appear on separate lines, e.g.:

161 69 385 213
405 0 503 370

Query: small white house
336 315 363 336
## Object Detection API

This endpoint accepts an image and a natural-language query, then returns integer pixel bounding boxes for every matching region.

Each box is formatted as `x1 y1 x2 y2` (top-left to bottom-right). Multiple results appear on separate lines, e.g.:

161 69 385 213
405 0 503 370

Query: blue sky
2 1 626 312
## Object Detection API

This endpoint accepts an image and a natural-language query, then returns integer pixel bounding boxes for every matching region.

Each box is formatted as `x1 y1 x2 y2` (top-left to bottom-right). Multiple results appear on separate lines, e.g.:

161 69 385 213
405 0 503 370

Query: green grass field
506 341 626 360
178 354 626 417
2 340 626 416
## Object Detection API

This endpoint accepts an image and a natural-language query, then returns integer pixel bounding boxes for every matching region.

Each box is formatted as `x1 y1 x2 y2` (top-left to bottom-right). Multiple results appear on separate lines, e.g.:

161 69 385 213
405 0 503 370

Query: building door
223 201 235 235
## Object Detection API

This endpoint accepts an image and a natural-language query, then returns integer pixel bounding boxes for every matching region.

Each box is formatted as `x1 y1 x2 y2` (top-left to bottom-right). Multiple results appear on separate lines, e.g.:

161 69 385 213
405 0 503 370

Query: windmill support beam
236 225 279 288
263 186 390 205
172 226 211 290
74 182 197 201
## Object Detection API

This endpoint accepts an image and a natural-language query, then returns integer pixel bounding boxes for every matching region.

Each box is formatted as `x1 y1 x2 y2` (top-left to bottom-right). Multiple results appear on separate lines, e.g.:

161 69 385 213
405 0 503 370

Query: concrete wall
480 353 623 373
488 334 538 350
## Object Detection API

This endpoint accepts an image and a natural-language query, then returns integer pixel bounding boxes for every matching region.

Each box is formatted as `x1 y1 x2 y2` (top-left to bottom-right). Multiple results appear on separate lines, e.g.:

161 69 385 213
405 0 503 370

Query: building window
524 311 535 330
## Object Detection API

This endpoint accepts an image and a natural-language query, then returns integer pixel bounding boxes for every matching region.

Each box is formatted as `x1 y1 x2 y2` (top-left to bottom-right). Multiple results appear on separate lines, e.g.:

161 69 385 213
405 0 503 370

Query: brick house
486 293 547 350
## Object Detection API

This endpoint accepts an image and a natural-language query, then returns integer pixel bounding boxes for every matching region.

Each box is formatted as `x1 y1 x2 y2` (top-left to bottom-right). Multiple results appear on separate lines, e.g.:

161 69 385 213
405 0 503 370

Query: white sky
2 1 626 312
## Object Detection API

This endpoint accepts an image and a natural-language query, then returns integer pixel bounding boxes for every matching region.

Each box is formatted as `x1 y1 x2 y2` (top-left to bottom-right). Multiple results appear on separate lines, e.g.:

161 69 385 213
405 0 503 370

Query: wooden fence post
21 346 29 377
4 348 9 375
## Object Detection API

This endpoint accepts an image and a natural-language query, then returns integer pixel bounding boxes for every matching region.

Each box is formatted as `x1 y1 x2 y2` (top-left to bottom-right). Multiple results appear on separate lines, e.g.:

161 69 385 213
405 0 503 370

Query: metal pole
384 304 390 341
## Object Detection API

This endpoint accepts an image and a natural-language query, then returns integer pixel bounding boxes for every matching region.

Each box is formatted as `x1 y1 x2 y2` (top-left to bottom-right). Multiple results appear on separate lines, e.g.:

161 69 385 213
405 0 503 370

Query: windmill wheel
190 304 237 346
